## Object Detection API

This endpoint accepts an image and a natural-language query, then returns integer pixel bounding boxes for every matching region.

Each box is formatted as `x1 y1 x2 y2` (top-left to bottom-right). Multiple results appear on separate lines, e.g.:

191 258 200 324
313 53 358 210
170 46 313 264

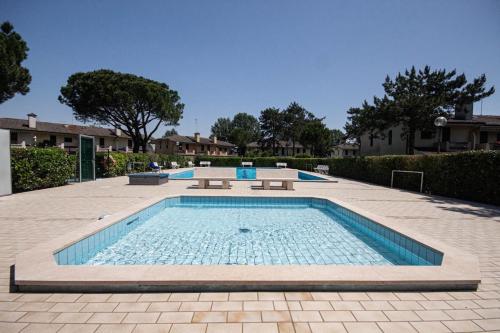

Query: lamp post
434 116 447 154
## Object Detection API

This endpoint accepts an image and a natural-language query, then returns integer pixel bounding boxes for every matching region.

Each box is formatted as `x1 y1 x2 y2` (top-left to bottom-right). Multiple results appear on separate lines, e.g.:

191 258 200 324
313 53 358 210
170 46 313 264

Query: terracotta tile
228 311 261 323
290 311 323 322
87 312 127 324
192 311 227 323
132 324 171 333
320 310 356 322
309 322 347 333
207 323 242 333
157 311 193 323
212 301 243 311
410 321 451 333
377 322 417 333
243 323 279 333
95 324 136 333
52 312 93 323
58 324 99 333
261 311 291 322
122 312 160 323
170 323 207 333
179 302 212 311
18 323 63 333
344 322 382 333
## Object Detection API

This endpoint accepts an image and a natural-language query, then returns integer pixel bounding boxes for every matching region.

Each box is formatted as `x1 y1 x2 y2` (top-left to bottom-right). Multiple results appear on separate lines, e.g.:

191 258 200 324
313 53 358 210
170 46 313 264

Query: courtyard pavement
1 174 500 333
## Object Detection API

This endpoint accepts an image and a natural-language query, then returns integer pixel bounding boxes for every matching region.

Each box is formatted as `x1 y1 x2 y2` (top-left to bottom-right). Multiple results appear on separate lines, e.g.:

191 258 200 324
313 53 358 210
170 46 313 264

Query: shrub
193 156 330 170
328 151 500 206
95 152 189 177
11 147 74 192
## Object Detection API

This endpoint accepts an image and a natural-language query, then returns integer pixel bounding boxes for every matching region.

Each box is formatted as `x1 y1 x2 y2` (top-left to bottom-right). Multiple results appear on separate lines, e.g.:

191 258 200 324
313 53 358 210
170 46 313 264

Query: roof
447 115 500 126
154 135 235 147
0 118 130 138
247 140 305 148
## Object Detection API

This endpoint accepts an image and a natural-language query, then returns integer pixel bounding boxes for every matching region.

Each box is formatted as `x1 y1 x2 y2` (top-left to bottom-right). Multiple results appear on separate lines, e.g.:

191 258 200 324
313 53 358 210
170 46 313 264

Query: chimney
115 128 122 137
27 113 37 129
213 136 218 144
194 132 200 143
454 103 473 120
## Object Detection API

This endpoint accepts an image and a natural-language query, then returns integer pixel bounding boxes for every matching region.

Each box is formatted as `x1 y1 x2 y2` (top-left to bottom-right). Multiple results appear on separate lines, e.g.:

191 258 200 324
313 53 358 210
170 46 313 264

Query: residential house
0 114 133 153
246 140 311 156
152 132 236 156
359 106 500 156
331 143 359 158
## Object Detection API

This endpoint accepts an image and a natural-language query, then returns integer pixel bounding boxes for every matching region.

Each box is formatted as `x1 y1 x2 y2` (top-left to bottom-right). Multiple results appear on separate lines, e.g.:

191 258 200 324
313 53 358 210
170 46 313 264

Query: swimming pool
168 168 326 180
55 196 442 267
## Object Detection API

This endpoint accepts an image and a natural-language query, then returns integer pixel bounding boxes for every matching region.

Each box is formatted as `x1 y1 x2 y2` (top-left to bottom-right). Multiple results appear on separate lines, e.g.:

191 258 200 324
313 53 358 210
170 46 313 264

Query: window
201 144 204 151
344 150 348 156
128 139 133 148
420 130 434 139
49 135 56 146
10 132 18 144
480 131 488 144
388 130 393 145
442 127 451 142
496 132 500 142
99 138 105 146
64 137 72 143
369 135 374 147
353 150 357 156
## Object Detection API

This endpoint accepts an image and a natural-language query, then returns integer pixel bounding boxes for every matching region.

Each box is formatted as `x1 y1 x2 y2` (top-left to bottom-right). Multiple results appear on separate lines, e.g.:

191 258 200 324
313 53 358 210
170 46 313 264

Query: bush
328 151 500 206
11 147 74 192
95 152 189 177
193 156 330 170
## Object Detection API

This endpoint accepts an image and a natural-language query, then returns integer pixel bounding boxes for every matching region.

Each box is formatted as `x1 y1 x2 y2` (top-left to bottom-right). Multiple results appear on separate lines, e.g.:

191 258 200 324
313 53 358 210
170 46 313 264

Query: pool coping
14 193 480 292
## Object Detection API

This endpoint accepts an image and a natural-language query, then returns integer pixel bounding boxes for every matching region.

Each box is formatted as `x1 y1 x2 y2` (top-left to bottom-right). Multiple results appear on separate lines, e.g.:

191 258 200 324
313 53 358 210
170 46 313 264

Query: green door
80 135 95 182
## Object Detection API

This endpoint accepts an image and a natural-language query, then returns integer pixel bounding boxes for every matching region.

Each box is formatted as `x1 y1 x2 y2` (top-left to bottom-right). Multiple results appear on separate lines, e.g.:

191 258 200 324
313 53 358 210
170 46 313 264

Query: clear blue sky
1 0 499 137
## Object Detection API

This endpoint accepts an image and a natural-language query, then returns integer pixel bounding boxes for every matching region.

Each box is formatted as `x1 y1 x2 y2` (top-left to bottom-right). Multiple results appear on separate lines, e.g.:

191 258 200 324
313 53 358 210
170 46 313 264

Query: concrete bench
199 161 211 167
241 161 253 167
258 178 295 190
194 178 233 189
276 162 287 168
128 172 169 185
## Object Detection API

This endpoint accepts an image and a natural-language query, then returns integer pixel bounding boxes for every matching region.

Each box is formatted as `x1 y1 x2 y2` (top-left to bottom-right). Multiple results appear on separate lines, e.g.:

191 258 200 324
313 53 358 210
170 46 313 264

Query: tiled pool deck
1 171 500 332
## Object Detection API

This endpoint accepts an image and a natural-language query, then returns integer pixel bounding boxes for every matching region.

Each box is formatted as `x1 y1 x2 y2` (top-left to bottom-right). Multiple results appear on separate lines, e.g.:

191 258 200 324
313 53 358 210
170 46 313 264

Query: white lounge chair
170 161 179 169
314 164 329 175
149 162 162 173
276 162 287 168
241 161 253 167
199 161 211 167
187 161 194 168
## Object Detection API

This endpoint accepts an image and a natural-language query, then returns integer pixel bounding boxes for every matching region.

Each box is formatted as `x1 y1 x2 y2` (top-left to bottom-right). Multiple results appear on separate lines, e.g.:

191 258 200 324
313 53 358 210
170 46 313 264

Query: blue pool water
56 197 442 266
168 168 325 180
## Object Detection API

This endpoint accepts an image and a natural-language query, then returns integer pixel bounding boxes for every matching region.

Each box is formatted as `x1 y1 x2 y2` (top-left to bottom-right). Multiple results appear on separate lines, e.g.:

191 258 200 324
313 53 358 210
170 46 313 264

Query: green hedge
95 152 189 177
193 156 330 170
328 151 500 206
11 147 74 193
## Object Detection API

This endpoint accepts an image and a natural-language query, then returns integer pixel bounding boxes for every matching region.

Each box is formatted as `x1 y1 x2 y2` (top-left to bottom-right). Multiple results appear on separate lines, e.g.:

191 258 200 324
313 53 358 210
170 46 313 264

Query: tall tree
0 22 31 104
330 129 344 146
230 113 260 155
282 102 312 155
258 107 284 155
163 128 178 138
300 119 333 157
382 66 494 154
210 117 233 142
59 69 184 153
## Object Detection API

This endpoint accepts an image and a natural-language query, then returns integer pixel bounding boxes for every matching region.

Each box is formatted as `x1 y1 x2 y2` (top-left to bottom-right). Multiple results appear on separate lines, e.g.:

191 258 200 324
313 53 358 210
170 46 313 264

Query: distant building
0 114 133 153
152 132 236 156
246 140 311 156
331 143 359 158
359 106 500 155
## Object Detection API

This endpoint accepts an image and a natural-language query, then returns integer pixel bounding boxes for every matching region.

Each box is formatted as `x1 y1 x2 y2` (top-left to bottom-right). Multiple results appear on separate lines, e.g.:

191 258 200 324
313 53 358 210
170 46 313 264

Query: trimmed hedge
328 151 500 206
193 156 330 170
193 152 500 206
96 152 189 177
11 147 74 193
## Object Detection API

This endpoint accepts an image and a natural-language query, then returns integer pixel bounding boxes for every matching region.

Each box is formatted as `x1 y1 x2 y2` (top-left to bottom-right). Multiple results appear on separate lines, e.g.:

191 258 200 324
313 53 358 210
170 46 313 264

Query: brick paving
1 175 500 332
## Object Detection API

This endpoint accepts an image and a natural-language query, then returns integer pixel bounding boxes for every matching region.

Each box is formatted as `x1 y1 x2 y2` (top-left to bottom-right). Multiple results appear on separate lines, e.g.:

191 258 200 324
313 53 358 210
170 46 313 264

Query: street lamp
434 116 447 154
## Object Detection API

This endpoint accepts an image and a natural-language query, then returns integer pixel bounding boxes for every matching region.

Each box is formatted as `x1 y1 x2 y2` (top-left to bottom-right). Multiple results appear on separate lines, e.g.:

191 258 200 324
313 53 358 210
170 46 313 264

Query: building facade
0 114 132 153
331 143 359 157
359 108 500 156
153 133 236 156
246 140 311 156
